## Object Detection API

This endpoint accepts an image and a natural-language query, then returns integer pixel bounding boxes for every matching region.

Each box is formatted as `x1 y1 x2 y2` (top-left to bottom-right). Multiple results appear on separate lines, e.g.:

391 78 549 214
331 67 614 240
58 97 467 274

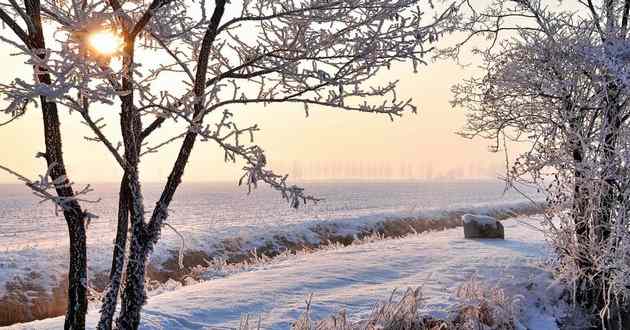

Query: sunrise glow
87 30 123 56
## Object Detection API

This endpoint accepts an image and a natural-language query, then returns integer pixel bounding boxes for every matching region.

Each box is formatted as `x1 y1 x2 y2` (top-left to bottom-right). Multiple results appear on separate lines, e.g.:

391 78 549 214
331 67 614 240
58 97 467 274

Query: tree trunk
41 91 88 330
115 194 147 330
597 100 621 243
41 82 88 330
115 2 226 328
27 0 88 326
97 175 130 330
114 34 149 329
572 144 588 242
64 215 88 330
115 172 147 330
567 104 589 255
593 92 625 328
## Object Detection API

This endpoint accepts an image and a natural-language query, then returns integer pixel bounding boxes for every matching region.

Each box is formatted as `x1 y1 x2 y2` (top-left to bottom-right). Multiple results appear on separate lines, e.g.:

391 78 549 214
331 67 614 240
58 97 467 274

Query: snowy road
9 217 562 330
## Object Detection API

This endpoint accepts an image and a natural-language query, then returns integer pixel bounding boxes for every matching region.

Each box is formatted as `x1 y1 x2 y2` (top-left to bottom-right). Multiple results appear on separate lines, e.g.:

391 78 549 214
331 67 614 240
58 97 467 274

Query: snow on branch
189 0 455 118
0 162 100 217
0 0 459 210
122 0 458 207
199 110 321 208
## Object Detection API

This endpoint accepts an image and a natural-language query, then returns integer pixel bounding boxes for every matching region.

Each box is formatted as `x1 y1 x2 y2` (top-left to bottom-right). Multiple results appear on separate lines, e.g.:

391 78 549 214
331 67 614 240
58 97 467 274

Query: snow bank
8 216 568 330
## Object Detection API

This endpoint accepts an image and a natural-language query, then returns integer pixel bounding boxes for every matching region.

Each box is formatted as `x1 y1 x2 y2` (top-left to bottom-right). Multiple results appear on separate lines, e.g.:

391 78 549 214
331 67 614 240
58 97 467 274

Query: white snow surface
0 199 538 298
7 216 568 330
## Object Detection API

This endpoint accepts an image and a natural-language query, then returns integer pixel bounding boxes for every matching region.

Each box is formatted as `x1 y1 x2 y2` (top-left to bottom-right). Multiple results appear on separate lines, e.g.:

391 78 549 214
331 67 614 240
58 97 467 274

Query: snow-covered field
1 181 537 251
8 216 567 330
0 181 542 303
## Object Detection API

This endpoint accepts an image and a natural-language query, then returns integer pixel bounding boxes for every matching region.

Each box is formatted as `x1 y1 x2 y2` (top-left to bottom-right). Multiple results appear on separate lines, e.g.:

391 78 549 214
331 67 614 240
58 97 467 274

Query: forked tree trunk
115 2 226 328
115 34 149 329
567 103 590 251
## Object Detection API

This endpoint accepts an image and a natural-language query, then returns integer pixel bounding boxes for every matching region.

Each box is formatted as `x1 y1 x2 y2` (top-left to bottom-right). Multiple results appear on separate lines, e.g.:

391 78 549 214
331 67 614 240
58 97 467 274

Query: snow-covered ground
0 198 538 302
8 216 569 330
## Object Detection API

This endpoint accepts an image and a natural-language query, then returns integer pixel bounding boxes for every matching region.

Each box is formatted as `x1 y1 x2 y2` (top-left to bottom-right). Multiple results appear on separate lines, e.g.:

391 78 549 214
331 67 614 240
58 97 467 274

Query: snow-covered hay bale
462 214 504 239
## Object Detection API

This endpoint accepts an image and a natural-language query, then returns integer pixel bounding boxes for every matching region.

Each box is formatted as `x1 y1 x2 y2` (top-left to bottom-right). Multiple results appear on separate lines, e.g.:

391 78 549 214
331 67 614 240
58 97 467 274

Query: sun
87 30 123 56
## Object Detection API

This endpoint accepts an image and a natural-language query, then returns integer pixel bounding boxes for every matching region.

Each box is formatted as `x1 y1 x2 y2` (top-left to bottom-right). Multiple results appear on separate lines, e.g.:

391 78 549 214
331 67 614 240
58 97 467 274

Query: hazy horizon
0 58 512 184
0 0 516 185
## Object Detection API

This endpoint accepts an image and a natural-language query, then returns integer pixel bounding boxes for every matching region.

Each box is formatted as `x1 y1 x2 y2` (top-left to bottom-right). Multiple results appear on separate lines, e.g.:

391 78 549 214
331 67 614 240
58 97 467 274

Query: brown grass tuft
288 282 523 330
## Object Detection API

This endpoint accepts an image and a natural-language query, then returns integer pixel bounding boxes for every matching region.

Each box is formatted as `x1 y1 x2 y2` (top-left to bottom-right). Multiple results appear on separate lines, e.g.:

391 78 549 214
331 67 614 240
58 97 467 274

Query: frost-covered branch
0 163 99 216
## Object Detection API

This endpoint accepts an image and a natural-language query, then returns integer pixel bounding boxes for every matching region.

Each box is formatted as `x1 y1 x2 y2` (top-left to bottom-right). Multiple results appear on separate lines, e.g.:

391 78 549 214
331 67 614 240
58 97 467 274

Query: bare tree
450 1 630 327
0 0 458 328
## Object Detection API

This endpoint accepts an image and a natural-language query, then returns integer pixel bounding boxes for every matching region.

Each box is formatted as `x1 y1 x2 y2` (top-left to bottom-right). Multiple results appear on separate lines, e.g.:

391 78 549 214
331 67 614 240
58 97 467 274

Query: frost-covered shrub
450 1 630 327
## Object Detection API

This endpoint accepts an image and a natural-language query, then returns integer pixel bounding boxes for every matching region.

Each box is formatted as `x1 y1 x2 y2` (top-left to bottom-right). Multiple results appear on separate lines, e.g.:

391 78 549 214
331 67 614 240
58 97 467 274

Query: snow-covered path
10 217 559 330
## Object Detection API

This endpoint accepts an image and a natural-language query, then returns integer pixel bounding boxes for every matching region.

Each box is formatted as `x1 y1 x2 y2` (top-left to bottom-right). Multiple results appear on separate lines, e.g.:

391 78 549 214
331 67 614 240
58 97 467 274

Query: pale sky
0 2 509 184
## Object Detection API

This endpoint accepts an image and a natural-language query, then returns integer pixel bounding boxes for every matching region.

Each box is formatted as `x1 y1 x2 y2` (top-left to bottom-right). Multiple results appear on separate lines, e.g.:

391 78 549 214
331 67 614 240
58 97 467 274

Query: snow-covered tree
451 1 630 327
0 0 459 328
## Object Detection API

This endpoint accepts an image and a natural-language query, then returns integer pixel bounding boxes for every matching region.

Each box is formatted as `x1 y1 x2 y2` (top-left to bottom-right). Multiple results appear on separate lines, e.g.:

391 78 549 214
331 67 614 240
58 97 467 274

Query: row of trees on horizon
278 160 505 180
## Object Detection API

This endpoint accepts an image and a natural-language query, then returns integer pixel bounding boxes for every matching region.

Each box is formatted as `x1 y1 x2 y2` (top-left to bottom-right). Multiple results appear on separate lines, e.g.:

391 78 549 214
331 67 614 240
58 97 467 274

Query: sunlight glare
88 30 123 56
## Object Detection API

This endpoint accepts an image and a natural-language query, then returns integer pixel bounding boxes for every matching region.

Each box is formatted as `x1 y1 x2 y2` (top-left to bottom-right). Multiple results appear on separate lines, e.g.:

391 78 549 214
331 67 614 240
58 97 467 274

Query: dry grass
0 273 67 326
284 280 523 330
